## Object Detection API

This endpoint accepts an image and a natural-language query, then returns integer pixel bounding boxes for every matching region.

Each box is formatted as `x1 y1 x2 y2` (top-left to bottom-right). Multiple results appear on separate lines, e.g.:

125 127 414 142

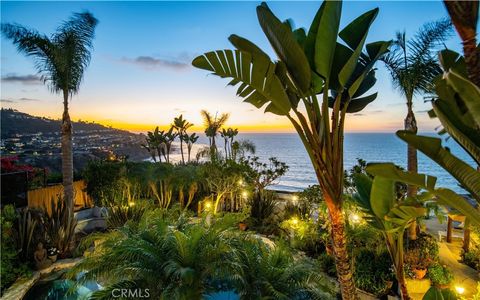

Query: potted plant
47 247 59 262
428 263 453 289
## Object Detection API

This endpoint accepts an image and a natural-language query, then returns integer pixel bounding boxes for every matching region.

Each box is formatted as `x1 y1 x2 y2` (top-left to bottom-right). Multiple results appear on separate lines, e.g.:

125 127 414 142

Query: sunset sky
1 1 460 133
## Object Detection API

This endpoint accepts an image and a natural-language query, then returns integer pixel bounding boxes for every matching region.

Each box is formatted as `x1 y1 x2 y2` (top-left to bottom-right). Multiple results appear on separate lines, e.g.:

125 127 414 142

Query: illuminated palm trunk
325 197 357 300
405 102 418 240
62 90 74 216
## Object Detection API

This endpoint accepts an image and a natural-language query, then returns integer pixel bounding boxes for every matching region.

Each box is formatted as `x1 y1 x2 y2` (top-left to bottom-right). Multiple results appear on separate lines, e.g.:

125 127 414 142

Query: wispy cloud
120 55 190 71
1 74 42 85
1 97 40 103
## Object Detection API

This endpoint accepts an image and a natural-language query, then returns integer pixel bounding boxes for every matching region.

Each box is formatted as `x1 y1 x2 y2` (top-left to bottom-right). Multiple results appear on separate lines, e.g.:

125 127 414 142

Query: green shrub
353 249 395 297
1 205 31 293
428 263 453 286
463 249 480 271
404 232 439 278
317 253 337 278
83 160 125 206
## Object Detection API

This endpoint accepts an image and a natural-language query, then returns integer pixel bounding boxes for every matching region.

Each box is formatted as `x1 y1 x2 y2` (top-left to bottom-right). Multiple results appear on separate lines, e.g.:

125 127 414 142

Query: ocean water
182 132 476 194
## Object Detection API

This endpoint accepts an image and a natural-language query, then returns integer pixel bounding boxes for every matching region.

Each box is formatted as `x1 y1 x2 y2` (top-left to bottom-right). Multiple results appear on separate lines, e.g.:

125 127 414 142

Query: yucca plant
192 1 390 297
41 197 77 257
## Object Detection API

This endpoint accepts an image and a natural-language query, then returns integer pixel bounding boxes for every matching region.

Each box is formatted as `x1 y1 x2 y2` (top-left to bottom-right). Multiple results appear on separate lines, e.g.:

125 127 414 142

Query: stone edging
0 257 83 300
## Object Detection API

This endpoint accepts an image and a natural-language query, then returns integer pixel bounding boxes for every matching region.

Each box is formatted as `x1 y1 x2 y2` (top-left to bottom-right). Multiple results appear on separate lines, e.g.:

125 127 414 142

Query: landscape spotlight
455 286 465 295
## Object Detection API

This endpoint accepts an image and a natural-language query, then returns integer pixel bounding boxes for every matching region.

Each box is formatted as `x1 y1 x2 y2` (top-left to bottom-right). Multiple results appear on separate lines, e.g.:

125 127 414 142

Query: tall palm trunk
187 144 192 163
62 90 74 216
405 100 418 240
444 0 480 87
325 196 357 300
224 139 228 160
179 136 185 164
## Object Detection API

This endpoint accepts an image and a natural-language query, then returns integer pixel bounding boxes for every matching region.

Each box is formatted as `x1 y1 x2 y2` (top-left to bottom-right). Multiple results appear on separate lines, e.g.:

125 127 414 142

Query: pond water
23 271 100 300
23 269 240 300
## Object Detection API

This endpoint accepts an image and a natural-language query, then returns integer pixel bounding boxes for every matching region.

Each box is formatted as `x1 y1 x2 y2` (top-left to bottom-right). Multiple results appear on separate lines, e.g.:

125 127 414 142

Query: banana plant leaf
192 50 291 115
366 163 480 227
396 131 480 201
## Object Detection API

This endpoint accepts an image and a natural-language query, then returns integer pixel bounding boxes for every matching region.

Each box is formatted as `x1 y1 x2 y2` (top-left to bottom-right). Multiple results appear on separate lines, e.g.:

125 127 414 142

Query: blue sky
1 1 460 132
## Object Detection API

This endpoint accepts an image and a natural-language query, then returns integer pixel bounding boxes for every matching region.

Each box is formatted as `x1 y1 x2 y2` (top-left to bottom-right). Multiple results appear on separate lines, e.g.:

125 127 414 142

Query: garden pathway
424 218 479 299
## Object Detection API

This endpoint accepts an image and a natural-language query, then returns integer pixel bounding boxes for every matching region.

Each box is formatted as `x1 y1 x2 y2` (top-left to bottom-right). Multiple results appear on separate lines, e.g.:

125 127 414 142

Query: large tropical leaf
337 8 379 88
308 1 342 80
397 131 480 200
256 2 311 93
444 70 480 128
192 50 291 115
432 99 480 165
366 163 480 226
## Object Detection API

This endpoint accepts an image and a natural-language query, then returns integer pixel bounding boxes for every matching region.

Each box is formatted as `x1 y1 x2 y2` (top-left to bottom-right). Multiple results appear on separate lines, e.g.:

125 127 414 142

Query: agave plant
192 1 390 297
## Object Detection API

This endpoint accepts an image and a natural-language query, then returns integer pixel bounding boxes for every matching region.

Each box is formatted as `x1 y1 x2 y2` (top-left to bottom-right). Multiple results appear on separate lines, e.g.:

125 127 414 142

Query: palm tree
193 2 390 297
220 128 230 159
231 238 334 300
173 115 193 164
183 132 199 163
163 126 178 164
2 12 98 215
70 214 237 299
443 0 479 86
382 19 451 239
200 110 229 151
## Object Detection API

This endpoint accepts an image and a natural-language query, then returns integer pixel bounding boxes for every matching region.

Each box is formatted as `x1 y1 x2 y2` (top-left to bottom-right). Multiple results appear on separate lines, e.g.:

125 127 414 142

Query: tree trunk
396 257 410 300
61 90 74 217
326 197 358 300
443 0 480 87
180 137 185 164
405 105 418 240
187 144 192 163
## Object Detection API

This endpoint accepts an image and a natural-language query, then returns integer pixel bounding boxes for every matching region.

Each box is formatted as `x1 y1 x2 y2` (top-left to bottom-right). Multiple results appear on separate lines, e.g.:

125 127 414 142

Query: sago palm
70 214 236 300
230 238 335 300
193 1 391 298
2 12 98 215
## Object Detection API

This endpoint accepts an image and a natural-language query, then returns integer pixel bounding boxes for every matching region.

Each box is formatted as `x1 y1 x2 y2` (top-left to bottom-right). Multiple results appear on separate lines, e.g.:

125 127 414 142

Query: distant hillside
1 108 133 138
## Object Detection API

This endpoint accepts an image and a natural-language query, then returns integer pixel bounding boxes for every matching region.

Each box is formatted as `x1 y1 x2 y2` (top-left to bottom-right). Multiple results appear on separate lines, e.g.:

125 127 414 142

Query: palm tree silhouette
382 19 451 239
200 110 229 152
2 12 98 215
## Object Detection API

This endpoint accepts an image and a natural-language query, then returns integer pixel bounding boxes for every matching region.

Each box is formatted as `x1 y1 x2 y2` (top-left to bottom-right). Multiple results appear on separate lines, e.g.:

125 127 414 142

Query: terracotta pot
239 222 248 231
48 254 57 263
413 268 427 279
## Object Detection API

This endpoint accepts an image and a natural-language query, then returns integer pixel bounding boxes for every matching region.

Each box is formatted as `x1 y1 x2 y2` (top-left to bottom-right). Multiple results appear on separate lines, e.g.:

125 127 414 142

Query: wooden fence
27 180 93 213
